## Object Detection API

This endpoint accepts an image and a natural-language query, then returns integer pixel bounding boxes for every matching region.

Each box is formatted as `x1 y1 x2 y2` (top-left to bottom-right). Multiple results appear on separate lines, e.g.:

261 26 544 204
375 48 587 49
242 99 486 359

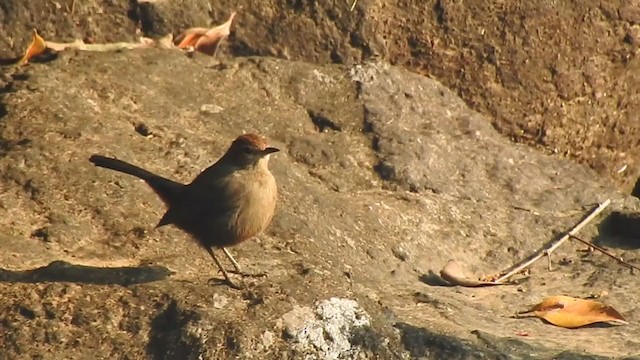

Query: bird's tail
89 155 185 206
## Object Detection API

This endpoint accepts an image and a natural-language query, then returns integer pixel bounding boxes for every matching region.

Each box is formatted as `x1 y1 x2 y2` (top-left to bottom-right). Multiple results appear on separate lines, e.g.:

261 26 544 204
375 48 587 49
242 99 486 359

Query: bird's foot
207 276 243 290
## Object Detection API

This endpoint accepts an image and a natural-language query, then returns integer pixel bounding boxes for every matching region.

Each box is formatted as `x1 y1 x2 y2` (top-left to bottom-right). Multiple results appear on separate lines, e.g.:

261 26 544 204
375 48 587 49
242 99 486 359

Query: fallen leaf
174 27 209 49
519 295 627 328
19 29 47 65
439 260 503 287
175 12 236 57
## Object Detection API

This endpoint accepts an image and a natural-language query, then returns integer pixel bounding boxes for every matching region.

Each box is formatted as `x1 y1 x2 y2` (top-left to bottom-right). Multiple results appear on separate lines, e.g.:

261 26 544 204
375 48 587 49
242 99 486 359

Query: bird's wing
157 165 245 230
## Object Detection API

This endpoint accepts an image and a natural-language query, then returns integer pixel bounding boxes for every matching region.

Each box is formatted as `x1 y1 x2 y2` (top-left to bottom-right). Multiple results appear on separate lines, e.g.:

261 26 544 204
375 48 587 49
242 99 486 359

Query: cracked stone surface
1 1 640 358
0 51 638 359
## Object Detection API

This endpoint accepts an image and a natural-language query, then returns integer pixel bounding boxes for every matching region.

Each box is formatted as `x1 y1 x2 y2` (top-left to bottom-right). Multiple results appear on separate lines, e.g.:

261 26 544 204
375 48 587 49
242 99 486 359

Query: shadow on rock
0 260 173 286
418 271 453 287
146 299 203 360
396 323 616 360
396 322 492 359
0 57 20 66
595 211 640 250
0 51 59 66
632 177 640 199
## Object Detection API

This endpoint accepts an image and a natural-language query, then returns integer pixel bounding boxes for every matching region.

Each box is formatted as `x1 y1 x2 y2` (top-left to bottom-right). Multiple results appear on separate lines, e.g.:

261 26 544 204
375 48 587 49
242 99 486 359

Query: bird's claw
207 277 243 290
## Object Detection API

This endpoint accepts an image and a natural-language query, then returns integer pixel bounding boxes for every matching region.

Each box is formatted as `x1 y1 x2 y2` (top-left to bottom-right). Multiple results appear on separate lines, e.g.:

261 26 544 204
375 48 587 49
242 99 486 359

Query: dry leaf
439 260 502 287
175 12 236 56
174 27 209 49
520 295 627 328
19 29 47 65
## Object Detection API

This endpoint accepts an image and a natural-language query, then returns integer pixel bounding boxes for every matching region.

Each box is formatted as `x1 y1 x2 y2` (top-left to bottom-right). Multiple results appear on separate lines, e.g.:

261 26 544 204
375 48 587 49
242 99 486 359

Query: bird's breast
228 170 277 244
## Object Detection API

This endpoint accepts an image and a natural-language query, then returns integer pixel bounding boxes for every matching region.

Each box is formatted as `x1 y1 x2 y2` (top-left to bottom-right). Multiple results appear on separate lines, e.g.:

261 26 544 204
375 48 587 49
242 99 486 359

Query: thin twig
569 234 640 273
495 199 611 284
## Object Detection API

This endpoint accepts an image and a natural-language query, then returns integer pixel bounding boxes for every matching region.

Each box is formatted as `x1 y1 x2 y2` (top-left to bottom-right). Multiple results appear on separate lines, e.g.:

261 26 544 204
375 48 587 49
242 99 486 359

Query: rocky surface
1 0 638 191
0 50 639 359
1 1 640 359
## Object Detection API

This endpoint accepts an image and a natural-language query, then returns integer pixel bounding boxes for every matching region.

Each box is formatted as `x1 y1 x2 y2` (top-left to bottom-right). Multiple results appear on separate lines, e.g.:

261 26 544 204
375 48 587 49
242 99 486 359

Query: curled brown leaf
175 12 236 57
19 29 47 65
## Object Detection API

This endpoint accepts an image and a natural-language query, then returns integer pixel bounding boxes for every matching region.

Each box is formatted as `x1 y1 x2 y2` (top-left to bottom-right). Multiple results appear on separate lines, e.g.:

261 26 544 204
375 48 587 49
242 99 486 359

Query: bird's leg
205 247 241 289
222 247 242 273
222 247 268 278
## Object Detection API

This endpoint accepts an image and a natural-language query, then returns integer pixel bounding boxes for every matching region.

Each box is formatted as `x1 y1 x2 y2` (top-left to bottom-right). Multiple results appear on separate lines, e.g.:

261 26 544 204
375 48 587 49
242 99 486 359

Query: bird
89 133 279 289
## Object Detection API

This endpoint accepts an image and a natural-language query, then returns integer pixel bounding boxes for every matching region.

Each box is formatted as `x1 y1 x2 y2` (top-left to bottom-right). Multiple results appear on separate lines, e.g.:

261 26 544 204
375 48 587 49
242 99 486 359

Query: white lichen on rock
282 297 371 360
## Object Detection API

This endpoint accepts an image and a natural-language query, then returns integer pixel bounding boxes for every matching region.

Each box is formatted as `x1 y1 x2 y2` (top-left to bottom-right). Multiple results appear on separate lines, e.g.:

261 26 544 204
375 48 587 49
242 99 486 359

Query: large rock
0 49 639 358
1 0 638 190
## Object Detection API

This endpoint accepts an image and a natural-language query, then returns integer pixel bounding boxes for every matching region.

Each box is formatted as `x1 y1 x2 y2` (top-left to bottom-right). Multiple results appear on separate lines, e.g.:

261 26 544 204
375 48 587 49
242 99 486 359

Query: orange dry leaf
520 295 627 328
175 12 236 57
19 29 47 65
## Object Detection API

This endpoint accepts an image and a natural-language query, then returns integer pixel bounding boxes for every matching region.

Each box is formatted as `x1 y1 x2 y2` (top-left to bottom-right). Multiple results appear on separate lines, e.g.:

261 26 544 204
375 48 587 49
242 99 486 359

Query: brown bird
89 133 279 288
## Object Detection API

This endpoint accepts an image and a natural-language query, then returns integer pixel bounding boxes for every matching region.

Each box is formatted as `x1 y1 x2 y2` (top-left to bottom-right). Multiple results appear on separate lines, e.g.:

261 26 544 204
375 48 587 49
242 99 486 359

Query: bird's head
224 133 279 169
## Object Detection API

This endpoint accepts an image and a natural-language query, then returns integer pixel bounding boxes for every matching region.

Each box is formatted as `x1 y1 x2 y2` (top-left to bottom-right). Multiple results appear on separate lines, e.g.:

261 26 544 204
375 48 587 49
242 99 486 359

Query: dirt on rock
1 1 640 359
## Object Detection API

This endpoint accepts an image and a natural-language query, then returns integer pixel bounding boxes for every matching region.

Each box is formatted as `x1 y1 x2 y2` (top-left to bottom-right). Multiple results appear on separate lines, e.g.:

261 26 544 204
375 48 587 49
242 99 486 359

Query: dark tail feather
89 155 157 180
89 155 185 206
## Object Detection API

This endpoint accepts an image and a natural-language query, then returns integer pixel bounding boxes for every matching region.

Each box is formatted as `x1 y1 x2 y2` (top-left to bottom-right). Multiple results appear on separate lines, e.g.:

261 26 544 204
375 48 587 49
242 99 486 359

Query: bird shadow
0 260 174 286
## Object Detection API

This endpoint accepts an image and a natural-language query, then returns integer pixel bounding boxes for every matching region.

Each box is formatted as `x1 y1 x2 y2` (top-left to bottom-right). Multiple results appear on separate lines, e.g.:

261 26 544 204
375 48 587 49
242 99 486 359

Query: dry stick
569 234 640 273
46 41 147 52
494 199 611 284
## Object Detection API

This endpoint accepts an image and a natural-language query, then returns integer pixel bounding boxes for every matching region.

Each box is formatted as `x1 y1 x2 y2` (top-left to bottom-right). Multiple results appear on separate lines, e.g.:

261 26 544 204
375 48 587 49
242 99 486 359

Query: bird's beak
263 147 280 155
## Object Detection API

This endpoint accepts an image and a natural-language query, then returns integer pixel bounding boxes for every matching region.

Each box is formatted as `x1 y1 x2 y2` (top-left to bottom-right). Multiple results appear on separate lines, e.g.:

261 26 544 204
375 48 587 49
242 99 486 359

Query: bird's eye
242 146 253 154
